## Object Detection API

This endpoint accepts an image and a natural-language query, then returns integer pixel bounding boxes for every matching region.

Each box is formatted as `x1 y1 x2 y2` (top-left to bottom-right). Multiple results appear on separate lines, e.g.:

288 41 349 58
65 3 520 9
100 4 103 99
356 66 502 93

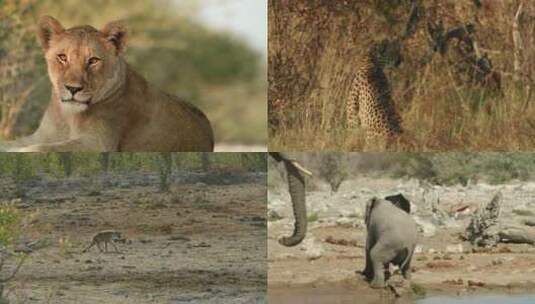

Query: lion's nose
65 85 83 95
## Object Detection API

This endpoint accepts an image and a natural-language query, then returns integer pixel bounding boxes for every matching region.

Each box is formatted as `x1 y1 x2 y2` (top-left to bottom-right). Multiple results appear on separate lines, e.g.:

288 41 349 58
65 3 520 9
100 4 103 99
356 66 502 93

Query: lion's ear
38 16 65 50
101 21 127 54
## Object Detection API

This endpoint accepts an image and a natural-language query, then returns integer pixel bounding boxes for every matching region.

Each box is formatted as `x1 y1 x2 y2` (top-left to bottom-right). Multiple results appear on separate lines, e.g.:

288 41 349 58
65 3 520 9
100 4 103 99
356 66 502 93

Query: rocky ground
2 172 267 304
214 143 267 152
268 177 535 302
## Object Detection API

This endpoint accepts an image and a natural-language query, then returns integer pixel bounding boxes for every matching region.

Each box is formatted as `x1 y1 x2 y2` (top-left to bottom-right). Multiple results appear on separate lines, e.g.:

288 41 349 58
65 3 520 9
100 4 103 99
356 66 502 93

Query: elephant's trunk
279 159 307 247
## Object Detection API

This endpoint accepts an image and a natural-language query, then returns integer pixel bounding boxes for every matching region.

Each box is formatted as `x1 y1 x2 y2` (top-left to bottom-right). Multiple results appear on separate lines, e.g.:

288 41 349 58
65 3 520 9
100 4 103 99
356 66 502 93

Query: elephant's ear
385 193 411 214
365 197 379 226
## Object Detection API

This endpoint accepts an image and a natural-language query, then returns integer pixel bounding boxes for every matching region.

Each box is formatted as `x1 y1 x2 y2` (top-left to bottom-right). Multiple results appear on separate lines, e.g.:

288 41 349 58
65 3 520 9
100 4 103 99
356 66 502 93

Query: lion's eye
57 54 67 63
88 57 100 66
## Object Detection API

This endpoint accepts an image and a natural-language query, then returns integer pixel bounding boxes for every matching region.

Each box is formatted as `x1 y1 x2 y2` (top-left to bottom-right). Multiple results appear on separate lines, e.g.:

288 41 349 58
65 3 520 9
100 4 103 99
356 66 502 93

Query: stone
301 237 323 260
445 244 464 254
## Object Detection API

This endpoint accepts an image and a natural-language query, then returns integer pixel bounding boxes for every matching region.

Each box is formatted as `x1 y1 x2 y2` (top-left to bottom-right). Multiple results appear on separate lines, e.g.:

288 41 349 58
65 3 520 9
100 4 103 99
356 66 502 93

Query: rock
498 246 512 253
467 280 485 287
14 244 33 254
443 278 464 285
445 244 464 254
82 265 103 272
324 236 358 247
425 261 454 269
301 237 323 260
414 216 437 237
416 256 428 261
335 216 358 227
192 242 211 248
268 209 283 221
168 235 191 242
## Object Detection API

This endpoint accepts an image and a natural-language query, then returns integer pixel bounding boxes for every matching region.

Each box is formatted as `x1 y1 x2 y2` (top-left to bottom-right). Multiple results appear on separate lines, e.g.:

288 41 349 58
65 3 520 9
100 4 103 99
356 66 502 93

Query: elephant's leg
383 263 391 281
362 232 375 280
370 258 385 288
369 244 396 289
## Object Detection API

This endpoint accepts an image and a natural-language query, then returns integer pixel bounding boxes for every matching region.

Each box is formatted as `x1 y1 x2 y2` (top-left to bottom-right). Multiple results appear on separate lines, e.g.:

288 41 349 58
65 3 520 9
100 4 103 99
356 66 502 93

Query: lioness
2 16 214 152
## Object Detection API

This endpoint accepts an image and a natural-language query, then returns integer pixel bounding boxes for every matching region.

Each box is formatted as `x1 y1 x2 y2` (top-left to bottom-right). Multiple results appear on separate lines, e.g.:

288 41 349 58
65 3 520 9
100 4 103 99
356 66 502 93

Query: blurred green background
0 0 267 147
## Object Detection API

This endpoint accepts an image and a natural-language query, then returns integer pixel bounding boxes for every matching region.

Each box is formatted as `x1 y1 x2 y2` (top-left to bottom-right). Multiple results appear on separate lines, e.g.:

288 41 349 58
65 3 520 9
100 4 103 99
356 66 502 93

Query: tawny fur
2 16 213 152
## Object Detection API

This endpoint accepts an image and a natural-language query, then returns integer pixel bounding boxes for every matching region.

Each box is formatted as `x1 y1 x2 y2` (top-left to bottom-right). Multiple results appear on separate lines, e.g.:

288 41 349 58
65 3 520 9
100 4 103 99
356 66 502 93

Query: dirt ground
268 177 535 302
214 144 267 152
3 173 267 304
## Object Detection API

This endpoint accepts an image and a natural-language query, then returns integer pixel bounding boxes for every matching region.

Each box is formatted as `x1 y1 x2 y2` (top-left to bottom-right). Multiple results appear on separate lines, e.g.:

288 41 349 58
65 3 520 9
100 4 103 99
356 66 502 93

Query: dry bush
269 0 535 151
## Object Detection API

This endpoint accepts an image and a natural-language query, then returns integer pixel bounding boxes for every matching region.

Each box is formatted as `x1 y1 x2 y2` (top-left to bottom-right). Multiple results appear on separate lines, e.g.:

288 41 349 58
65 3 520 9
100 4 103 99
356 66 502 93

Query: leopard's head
371 39 402 68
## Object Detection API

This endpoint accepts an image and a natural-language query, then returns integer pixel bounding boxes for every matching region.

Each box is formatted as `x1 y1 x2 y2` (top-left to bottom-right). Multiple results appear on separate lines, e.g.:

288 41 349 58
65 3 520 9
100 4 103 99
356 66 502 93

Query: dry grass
268 0 535 151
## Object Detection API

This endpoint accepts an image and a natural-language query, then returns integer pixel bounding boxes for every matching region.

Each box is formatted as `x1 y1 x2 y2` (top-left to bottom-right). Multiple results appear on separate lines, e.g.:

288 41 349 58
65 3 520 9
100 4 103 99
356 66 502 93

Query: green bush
0 203 21 246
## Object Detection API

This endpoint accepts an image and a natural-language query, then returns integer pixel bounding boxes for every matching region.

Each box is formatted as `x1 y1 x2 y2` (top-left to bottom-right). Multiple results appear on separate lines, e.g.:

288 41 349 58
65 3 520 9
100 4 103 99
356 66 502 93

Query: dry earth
214 144 267 152
268 177 535 302
2 172 267 304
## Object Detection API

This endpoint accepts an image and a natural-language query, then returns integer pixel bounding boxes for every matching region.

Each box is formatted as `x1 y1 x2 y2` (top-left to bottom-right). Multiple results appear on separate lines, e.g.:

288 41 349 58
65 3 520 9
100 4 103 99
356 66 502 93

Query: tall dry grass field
269 0 535 151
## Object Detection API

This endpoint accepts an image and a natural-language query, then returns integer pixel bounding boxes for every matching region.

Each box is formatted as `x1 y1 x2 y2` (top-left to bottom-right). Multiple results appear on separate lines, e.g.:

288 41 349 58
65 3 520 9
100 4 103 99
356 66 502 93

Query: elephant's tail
400 245 415 272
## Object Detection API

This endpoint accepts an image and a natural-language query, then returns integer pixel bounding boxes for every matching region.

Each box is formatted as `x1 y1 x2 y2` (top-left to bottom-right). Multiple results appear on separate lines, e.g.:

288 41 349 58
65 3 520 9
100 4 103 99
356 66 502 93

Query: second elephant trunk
279 157 307 247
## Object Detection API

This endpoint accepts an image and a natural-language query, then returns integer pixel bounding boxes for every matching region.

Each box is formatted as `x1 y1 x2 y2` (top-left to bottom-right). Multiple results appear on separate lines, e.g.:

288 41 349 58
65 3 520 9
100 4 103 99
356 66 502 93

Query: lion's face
38 16 127 112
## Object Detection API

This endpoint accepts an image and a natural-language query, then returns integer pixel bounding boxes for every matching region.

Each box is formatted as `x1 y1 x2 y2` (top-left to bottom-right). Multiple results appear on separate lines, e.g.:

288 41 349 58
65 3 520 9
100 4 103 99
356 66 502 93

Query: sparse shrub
307 213 319 223
410 283 427 298
0 203 21 246
58 237 75 257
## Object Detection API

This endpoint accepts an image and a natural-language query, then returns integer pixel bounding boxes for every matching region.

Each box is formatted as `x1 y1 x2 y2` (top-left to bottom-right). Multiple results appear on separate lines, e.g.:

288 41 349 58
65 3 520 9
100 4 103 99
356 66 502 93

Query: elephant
269 152 311 247
362 197 417 289
269 151 412 252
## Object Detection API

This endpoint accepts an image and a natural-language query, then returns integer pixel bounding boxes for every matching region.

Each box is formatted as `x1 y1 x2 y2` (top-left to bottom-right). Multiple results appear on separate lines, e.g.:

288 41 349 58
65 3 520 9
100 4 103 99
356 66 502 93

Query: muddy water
269 287 535 304
419 295 535 304
268 287 411 304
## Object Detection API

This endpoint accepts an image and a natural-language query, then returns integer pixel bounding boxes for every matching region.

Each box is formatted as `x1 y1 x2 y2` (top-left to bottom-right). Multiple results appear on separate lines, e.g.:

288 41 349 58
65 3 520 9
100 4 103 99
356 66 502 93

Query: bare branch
512 1 524 82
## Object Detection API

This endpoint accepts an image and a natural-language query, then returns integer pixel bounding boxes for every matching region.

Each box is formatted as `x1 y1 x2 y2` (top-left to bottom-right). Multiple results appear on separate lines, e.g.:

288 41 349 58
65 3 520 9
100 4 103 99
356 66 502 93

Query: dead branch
466 192 535 247
498 225 535 245
512 1 524 82
465 192 502 247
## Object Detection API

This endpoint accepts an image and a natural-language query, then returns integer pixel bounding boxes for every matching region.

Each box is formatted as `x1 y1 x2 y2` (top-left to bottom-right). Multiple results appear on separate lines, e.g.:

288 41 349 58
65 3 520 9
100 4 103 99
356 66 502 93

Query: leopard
346 39 403 151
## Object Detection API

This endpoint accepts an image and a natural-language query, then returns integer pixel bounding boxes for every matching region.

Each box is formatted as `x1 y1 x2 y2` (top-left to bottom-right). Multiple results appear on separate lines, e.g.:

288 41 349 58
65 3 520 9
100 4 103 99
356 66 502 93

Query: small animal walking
346 39 403 151
83 230 123 253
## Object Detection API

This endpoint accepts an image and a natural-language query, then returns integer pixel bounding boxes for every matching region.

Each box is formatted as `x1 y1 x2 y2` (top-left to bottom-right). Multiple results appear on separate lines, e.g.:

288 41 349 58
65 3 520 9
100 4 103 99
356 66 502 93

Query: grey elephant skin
269 152 307 246
363 197 417 288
